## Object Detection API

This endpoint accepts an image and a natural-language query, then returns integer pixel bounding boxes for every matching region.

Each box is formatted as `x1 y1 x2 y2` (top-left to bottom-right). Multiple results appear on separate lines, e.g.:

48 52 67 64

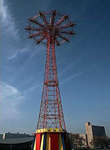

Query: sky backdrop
0 0 110 136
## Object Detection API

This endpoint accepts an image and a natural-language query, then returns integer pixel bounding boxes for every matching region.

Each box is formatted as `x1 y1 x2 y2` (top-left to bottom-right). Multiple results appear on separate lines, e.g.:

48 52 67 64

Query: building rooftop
0 137 34 144
0 133 34 145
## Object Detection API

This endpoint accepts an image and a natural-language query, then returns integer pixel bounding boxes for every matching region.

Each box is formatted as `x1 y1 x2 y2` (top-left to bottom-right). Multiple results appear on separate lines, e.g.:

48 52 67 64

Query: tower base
33 128 71 150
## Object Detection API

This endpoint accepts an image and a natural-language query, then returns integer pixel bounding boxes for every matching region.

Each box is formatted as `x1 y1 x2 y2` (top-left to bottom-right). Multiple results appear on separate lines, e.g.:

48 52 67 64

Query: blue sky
0 0 110 136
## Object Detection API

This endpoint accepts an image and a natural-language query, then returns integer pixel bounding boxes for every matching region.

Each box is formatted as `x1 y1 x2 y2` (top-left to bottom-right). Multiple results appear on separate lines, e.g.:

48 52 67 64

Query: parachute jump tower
25 10 76 150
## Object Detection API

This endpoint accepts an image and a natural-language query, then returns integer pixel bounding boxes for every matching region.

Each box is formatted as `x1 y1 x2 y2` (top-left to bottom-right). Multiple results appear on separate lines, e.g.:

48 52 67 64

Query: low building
69 133 87 149
0 132 34 150
69 122 108 150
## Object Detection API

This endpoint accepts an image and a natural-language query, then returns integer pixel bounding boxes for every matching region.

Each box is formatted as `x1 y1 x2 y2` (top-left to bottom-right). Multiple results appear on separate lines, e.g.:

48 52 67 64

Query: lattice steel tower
25 10 75 130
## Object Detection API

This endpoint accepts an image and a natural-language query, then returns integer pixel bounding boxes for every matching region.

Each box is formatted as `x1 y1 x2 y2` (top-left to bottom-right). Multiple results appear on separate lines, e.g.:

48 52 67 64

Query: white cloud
0 82 24 120
8 51 18 61
7 47 31 62
7 47 28 61
0 0 44 61
0 0 19 38
8 45 44 61
60 72 83 85
0 0 7 20
24 84 41 94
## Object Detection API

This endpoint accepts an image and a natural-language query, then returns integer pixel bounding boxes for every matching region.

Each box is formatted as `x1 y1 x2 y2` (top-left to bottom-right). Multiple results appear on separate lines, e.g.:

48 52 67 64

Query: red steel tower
25 10 76 150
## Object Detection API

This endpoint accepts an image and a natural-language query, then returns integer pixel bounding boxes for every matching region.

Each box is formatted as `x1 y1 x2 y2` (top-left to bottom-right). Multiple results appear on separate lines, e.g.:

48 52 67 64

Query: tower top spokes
25 10 76 45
